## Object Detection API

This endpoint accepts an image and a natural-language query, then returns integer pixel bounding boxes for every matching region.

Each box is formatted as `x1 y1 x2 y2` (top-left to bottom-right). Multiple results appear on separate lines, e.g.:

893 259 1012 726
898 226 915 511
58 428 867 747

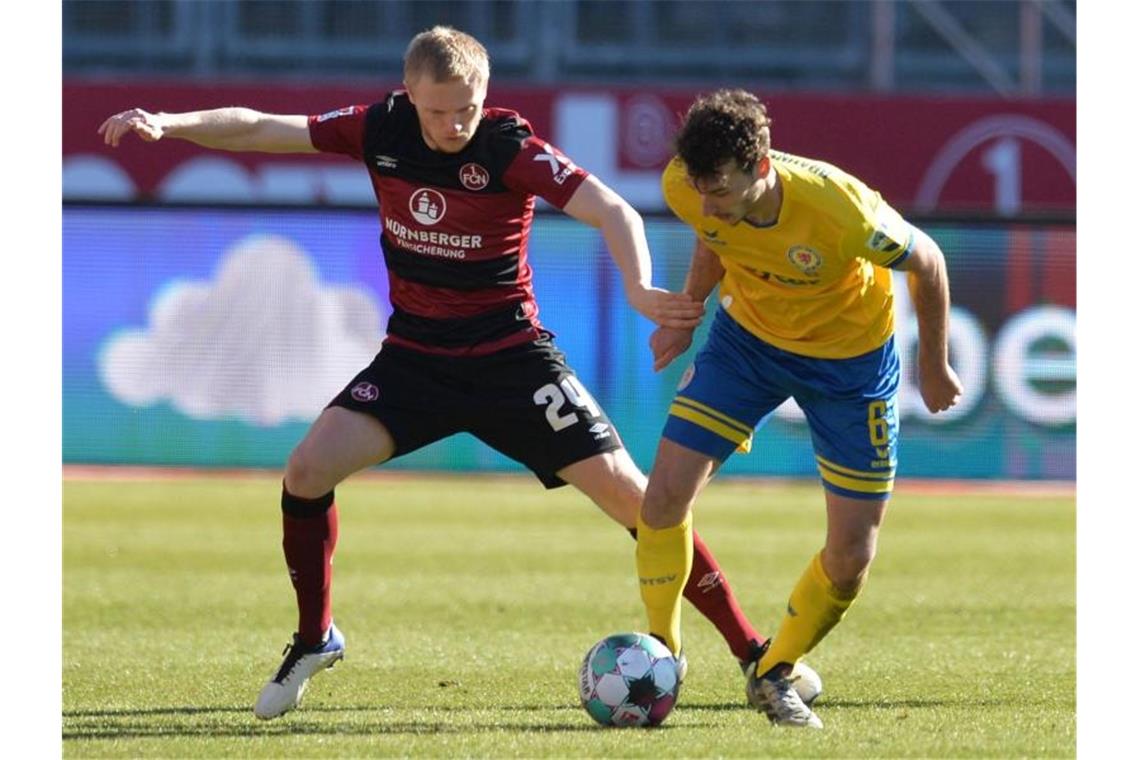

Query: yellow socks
757 551 862 675
635 513 693 655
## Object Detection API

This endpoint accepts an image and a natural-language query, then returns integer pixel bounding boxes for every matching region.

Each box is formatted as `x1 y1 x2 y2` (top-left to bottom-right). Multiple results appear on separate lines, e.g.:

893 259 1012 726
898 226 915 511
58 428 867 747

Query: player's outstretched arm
649 240 724 371
895 227 963 413
98 107 316 154
563 176 704 329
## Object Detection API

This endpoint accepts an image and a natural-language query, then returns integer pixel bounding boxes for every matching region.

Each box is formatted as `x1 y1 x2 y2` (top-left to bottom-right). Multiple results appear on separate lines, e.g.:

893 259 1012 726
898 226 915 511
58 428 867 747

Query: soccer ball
791 660 824 706
578 632 680 727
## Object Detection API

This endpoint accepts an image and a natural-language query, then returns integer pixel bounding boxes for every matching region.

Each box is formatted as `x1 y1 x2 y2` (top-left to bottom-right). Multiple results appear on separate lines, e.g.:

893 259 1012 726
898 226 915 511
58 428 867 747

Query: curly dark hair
674 89 772 180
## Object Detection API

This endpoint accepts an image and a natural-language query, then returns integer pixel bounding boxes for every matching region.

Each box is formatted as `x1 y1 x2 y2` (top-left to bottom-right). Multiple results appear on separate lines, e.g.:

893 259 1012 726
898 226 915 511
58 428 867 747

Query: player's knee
586 475 640 529
641 473 692 529
562 450 644 527
283 446 331 499
824 543 877 591
608 481 643 528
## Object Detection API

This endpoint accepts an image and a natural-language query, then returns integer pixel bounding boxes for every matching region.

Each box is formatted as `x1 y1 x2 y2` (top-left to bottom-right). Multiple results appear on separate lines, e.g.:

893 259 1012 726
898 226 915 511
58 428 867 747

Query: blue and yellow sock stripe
669 396 754 453
816 454 895 497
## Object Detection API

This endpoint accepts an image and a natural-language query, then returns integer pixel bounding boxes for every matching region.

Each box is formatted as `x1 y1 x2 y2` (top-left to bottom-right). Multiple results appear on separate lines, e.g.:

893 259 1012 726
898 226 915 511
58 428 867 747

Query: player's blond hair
404 26 490 86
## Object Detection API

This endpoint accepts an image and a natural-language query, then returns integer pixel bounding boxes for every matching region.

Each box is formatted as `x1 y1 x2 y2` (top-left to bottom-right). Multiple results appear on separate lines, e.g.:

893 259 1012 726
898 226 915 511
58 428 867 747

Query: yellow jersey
662 151 914 359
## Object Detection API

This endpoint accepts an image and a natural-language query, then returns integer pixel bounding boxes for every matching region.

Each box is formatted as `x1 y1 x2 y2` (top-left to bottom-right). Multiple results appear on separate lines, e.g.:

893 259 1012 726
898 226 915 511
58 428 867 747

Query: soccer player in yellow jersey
635 90 963 728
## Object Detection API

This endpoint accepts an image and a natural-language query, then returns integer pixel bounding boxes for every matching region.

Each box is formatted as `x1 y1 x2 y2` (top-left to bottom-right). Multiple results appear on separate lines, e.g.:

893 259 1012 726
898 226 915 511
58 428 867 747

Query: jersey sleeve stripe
884 227 916 269
816 454 895 481
668 403 753 448
673 396 754 437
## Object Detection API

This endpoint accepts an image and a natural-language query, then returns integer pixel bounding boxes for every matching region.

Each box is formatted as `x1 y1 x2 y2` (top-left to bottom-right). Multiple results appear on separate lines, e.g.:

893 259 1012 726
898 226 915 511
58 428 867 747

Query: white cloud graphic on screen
98 234 384 426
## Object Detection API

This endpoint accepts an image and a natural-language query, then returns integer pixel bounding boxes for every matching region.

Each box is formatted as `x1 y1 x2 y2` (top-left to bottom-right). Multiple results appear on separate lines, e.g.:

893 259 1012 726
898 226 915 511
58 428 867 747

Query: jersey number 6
866 400 890 447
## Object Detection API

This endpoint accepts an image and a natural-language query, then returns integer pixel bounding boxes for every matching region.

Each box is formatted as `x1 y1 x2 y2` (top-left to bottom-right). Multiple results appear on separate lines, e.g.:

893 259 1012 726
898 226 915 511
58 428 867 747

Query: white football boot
744 661 824 729
254 623 345 720
739 641 823 707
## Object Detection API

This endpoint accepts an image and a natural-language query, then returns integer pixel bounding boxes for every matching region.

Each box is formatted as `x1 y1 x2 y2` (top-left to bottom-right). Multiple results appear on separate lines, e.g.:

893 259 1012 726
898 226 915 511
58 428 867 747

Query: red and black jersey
308 91 590 356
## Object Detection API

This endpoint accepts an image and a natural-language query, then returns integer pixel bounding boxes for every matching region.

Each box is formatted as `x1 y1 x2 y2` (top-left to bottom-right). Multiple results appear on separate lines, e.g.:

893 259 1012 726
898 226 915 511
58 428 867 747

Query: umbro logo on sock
696 571 723 593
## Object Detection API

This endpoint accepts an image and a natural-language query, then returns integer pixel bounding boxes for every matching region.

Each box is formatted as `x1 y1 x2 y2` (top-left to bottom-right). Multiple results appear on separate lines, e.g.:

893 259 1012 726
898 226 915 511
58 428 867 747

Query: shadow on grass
64 703 582 718
62 704 678 741
65 706 254 718
688 696 1065 711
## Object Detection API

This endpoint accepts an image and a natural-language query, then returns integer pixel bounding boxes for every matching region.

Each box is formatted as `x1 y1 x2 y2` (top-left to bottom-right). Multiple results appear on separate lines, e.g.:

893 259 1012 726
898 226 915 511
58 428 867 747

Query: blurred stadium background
62 0 1076 482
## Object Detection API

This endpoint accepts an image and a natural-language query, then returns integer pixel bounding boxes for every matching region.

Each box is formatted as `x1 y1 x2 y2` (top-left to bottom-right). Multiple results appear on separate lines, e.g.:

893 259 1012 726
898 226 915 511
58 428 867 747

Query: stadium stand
63 0 1074 95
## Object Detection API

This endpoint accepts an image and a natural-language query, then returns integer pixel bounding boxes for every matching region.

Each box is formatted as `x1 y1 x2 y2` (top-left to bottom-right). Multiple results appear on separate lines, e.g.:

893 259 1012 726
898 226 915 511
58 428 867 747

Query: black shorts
328 336 623 488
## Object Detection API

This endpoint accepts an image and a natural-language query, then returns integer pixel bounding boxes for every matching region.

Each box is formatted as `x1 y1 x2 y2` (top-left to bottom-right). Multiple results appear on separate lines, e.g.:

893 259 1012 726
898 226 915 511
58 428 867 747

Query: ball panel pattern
578 632 682 728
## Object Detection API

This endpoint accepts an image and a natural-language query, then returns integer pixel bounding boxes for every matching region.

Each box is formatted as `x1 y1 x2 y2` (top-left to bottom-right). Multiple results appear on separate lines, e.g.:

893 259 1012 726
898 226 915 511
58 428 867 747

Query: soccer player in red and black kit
99 26 819 719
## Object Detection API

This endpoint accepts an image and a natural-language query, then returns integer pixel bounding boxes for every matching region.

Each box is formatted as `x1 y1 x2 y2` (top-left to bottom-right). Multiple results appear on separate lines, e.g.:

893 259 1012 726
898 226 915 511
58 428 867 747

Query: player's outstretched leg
254 401 396 718
254 622 346 719
254 484 341 719
686 530 766 663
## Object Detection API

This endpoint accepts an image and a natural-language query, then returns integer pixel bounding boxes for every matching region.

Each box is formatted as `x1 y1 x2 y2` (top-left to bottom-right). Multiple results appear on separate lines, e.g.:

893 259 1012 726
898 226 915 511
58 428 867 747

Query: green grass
63 474 1075 757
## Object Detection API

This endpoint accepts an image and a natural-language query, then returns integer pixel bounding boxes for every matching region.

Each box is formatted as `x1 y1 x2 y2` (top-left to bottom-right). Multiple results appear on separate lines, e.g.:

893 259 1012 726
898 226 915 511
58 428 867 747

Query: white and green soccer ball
789 660 824 706
578 633 680 727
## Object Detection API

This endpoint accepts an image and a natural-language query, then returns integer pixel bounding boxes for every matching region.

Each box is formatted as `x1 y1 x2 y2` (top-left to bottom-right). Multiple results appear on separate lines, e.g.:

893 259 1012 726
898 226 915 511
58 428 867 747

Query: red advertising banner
64 79 1074 214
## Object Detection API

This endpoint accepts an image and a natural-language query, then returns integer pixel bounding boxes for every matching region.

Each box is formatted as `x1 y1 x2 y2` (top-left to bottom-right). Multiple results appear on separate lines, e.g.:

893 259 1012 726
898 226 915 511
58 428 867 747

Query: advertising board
65 81 1074 215
63 206 1074 479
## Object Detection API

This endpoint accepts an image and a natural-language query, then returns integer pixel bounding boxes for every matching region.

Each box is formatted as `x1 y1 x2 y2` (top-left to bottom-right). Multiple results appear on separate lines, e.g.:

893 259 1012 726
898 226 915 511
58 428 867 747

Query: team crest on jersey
350 382 379 402
409 188 447 225
459 163 490 191
787 245 823 276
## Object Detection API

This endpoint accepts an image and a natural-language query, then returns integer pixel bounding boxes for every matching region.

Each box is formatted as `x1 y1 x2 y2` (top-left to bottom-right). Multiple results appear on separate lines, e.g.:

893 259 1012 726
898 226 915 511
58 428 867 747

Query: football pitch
63 472 1074 757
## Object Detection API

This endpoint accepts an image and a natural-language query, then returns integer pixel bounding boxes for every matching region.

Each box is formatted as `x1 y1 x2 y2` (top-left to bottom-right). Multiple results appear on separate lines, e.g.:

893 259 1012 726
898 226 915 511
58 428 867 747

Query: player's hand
917 359 963 413
627 287 704 329
650 326 695 372
98 108 166 147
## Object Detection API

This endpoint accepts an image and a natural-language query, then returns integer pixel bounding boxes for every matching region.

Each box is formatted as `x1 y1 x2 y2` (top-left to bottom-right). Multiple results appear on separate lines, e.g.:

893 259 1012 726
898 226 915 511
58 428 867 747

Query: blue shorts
663 309 900 500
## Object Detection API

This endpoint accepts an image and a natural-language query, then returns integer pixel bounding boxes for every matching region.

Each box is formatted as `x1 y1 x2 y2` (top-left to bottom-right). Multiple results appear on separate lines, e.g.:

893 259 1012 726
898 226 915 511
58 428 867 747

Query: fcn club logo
350 382 379 402
409 188 446 225
459 163 490 191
